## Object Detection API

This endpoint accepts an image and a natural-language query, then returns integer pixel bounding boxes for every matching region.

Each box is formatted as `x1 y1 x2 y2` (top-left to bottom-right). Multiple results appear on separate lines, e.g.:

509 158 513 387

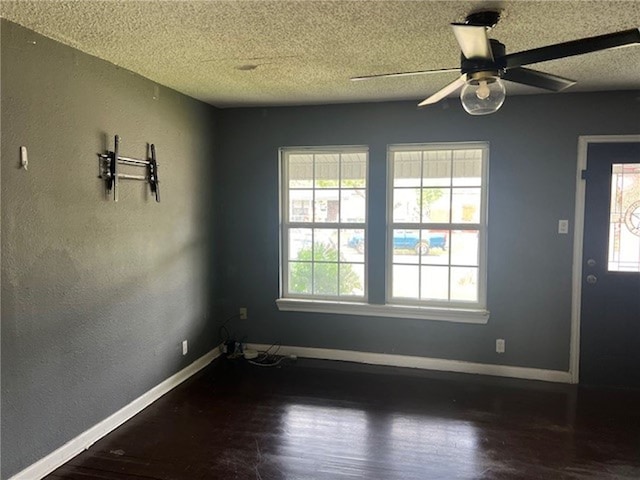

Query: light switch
20 146 28 170
558 220 569 234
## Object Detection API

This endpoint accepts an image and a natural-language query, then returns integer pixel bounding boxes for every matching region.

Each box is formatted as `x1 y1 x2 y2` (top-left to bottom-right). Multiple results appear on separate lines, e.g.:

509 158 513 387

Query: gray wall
1 20 219 478
2 17 639 480
215 92 639 372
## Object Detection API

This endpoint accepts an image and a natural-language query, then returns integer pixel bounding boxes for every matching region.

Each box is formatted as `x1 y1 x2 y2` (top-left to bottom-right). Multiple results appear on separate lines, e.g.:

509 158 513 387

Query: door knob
586 274 597 284
587 258 596 267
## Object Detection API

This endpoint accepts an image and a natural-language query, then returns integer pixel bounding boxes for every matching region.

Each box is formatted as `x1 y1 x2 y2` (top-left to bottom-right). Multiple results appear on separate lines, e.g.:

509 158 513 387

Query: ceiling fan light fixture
460 72 506 115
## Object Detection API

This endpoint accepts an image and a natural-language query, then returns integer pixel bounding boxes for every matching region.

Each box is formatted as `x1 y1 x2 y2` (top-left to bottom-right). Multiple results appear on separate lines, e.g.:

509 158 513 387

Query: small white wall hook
20 146 28 170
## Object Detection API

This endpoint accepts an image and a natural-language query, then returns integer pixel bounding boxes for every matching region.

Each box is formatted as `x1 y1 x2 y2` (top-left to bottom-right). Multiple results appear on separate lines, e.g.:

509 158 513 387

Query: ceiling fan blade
418 75 467 107
504 28 640 68
350 68 459 81
502 67 576 92
451 24 494 60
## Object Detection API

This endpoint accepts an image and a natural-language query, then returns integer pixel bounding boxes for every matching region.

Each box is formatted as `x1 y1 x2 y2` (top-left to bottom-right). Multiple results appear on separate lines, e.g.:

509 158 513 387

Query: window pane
392 265 419 298
423 150 452 187
452 188 481 223
289 228 313 260
314 189 339 222
313 229 338 262
393 188 421 223
420 266 449 300
393 151 422 187
289 154 313 188
341 229 365 262
420 229 448 256
341 152 367 188
450 230 479 266
289 189 313 222
422 188 450 223
452 149 482 187
288 261 312 294
450 267 478 302
608 163 640 272
340 263 364 296
392 229 421 264
340 189 366 223
314 263 338 295
315 153 339 188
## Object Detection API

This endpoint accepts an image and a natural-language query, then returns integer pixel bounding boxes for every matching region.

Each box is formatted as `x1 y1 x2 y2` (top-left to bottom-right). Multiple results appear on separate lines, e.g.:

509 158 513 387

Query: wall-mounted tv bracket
97 135 160 202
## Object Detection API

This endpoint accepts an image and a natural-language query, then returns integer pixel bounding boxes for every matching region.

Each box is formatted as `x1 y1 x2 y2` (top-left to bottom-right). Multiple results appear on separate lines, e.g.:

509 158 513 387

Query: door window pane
608 163 640 272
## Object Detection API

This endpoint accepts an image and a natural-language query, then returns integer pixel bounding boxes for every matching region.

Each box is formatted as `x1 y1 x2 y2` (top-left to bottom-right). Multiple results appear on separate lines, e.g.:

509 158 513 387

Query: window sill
275 299 489 324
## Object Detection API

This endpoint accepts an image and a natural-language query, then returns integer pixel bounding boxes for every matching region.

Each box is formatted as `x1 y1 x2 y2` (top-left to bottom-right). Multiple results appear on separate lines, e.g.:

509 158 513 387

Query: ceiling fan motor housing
460 39 507 81
465 10 501 28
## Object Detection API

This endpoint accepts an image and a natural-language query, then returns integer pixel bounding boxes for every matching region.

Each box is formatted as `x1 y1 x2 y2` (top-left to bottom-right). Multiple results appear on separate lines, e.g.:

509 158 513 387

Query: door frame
570 134 640 384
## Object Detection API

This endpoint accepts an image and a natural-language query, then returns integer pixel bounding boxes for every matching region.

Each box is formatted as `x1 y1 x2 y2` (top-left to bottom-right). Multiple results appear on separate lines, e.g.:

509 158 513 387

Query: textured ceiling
2 1 639 108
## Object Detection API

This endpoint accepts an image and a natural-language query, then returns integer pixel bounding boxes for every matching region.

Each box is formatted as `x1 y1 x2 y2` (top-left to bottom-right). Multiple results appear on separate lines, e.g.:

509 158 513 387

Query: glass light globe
460 78 506 115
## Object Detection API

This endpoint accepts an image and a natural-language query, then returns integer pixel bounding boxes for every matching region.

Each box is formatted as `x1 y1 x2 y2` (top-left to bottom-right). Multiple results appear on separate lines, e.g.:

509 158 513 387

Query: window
280 147 368 300
388 143 488 309
278 142 489 323
608 163 640 272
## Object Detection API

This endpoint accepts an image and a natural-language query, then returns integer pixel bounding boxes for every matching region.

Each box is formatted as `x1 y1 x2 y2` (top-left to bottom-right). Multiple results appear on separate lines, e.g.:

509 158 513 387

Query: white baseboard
247 343 571 384
9 345 222 480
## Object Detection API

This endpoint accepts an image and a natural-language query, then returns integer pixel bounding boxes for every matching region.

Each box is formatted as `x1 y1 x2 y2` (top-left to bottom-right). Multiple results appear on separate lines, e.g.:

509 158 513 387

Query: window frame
276 142 490 324
386 142 489 311
279 146 369 302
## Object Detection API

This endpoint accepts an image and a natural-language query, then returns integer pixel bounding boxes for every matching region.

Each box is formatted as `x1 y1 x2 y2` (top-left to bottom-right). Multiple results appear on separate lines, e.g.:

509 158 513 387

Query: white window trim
386 142 489 310
276 298 489 324
279 146 369 301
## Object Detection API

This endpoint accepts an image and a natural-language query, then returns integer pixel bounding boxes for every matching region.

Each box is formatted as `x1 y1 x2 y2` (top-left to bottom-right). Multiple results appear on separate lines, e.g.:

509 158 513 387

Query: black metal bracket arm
97 135 160 202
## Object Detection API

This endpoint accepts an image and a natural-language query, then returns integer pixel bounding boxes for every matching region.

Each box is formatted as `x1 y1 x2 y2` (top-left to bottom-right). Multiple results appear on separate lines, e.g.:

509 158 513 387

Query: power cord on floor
247 341 290 367
218 314 290 367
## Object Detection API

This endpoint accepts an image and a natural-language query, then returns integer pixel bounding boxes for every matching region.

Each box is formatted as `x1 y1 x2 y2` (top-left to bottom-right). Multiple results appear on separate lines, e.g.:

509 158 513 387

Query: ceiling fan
351 11 640 115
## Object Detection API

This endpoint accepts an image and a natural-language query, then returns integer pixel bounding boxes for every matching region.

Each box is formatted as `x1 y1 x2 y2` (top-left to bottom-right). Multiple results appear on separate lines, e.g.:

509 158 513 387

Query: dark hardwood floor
47 356 640 479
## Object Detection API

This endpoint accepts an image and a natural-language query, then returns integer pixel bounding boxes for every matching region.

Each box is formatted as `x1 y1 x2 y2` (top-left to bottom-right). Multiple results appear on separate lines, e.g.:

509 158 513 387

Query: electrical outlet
558 219 569 234
182 340 188 356
239 307 248 320
496 338 505 354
